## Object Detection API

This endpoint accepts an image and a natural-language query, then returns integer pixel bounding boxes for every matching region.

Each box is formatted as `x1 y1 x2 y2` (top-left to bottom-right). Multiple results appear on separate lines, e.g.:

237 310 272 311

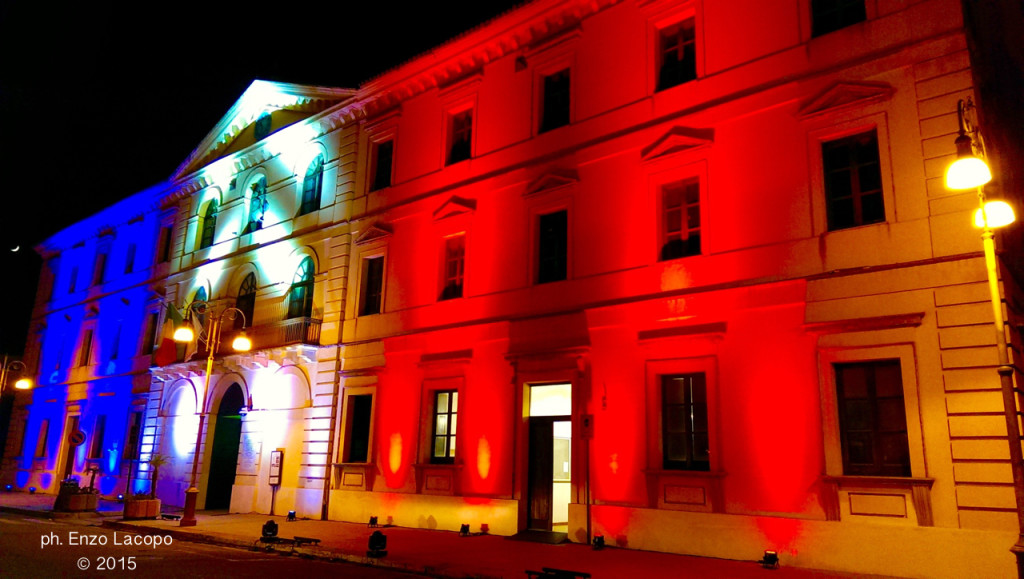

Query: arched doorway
205 383 243 510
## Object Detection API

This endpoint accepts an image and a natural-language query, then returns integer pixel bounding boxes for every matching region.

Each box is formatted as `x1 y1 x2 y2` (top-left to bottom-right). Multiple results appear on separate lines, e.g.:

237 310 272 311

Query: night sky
0 1 522 355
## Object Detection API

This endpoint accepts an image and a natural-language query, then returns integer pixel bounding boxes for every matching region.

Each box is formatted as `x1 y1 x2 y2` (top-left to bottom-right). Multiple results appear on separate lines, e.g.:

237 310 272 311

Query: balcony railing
207 317 321 356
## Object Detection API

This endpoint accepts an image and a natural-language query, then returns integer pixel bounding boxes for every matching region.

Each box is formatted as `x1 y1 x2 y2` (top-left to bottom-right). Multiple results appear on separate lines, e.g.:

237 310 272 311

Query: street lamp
171 300 251 527
946 98 1024 578
0 355 33 393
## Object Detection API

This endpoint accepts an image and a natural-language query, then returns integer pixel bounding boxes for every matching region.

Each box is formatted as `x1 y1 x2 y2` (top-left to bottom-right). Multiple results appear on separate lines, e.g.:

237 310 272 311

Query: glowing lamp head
231 332 252 352
14 378 31 390
173 326 195 343
974 200 1016 229
946 134 992 190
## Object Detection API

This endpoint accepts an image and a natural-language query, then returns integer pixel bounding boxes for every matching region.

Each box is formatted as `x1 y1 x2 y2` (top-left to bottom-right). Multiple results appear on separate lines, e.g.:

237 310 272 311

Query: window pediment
524 169 579 198
799 81 894 120
641 126 714 162
432 196 476 222
355 222 393 245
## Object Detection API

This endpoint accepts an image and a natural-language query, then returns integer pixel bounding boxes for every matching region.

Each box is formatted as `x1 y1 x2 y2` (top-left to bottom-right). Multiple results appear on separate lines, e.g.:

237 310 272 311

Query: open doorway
527 383 571 532
205 383 244 510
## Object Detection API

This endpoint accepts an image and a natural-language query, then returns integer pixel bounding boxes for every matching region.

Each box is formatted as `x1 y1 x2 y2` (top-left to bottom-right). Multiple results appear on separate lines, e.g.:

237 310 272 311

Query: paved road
0 511 426 578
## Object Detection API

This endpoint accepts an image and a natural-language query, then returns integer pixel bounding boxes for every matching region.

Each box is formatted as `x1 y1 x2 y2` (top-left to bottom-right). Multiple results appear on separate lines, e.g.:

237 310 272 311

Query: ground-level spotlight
262 520 279 540
29 487 36 494
117 493 125 503
4 484 12 492
368 515 378 527
592 534 605 550
759 550 779 569
459 524 470 536
367 530 388 558
287 510 296 522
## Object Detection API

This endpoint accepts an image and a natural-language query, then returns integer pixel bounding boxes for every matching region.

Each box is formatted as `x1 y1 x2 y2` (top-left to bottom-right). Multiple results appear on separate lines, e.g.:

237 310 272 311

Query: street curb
98 520 501 579
0 505 110 520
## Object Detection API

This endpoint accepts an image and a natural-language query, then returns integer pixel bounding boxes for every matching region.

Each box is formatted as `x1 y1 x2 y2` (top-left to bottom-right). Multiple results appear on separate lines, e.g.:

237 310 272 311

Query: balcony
208 317 321 357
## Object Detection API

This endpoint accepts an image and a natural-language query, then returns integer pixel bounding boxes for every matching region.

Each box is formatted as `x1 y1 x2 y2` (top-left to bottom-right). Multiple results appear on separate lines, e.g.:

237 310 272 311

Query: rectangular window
370 140 394 191
89 415 106 460
124 243 136 274
123 411 142 460
431 390 458 464
662 373 709 471
157 226 173 263
660 178 701 261
823 130 884 231
540 68 571 133
68 266 78 293
91 252 107 286
537 210 568 284
359 256 385 316
110 324 121 360
812 0 866 37
345 394 373 463
835 360 910 477
447 109 473 165
78 329 94 367
440 235 465 300
142 312 160 355
35 419 49 458
657 18 697 92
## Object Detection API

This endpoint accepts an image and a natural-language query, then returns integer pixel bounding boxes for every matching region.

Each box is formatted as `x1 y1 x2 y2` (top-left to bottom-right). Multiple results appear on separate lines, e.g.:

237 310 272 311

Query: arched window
300 155 324 216
287 257 315 319
199 199 218 250
244 177 267 234
235 272 257 330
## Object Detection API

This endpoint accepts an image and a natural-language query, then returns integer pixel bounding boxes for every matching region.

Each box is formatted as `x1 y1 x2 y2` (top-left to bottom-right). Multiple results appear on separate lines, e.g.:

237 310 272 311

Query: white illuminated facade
147 82 358 517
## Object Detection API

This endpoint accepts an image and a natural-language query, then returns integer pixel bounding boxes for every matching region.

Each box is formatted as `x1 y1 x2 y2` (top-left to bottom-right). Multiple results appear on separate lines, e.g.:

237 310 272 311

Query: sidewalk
0 491 897 578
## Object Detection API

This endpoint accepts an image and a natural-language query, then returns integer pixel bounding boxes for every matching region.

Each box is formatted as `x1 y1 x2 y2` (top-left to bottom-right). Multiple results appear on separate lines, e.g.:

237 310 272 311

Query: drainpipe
321 343 342 521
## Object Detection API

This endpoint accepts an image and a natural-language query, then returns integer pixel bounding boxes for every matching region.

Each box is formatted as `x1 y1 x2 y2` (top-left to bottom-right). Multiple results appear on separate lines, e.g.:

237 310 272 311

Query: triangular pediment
433 196 477 221
355 222 393 245
173 80 355 181
641 126 714 162
799 81 894 119
524 169 579 197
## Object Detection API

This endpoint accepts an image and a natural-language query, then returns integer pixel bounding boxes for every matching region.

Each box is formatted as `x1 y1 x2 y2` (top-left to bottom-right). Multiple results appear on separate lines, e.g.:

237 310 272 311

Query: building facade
5 1 1024 577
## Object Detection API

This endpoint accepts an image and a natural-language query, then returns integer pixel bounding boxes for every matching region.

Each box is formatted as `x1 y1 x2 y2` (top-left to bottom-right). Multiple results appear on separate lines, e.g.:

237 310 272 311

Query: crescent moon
10 246 18 252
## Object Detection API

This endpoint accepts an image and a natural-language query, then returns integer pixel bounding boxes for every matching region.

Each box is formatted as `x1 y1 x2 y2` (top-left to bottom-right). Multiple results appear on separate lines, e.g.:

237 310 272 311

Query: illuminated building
5 0 1024 576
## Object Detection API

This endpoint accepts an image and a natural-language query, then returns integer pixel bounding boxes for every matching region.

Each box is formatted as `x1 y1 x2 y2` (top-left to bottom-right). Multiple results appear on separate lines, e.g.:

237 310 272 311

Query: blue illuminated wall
6 181 173 495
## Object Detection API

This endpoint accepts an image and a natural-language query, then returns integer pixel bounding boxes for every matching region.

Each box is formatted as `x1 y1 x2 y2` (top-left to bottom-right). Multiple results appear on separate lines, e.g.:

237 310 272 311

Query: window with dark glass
69 266 78 293
254 112 272 141
245 178 268 234
657 18 697 91
142 311 159 355
835 360 910 477
440 235 465 301
823 130 884 231
199 199 218 249
110 324 121 360
236 272 257 329
431 390 458 464
78 329 94 367
812 0 866 37
447 110 473 165
91 251 107 286
123 411 142 461
158 226 173 263
35 419 49 458
88 415 106 459
287 258 314 319
661 178 701 261
371 140 394 191
662 373 709 471
540 68 571 133
300 155 324 216
124 243 136 274
345 394 373 462
537 210 568 284
359 256 385 316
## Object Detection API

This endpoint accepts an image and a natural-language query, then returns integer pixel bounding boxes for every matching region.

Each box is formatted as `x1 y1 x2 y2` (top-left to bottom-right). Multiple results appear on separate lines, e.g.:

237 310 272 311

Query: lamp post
946 98 1024 577
171 301 251 527
0 355 32 394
